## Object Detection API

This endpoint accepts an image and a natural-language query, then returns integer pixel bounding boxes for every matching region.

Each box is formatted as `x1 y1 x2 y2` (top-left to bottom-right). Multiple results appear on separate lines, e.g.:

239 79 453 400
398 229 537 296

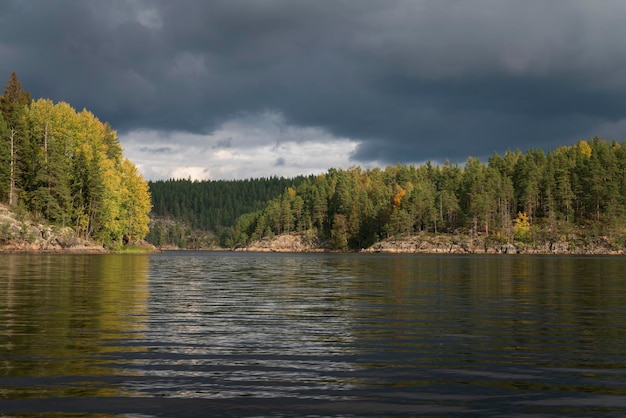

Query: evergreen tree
0 72 32 206
0 116 10 201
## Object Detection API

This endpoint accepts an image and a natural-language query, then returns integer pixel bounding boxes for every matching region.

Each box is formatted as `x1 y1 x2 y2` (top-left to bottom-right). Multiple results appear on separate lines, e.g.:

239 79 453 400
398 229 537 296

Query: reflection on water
1 252 626 417
0 254 149 399
123 253 359 401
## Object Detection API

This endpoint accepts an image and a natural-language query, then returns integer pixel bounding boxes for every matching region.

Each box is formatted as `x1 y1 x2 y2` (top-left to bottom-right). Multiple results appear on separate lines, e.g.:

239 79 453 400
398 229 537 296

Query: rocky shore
238 232 626 255
236 233 325 253
363 234 625 255
0 205 105 253
0 204 154 253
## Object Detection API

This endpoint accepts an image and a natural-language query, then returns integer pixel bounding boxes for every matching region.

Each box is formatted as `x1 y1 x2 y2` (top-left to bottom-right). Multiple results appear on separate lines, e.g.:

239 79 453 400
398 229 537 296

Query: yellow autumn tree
578 140 592 158
24 98 151 247
513 211 531 241
120 158 152 243
392 185 406 209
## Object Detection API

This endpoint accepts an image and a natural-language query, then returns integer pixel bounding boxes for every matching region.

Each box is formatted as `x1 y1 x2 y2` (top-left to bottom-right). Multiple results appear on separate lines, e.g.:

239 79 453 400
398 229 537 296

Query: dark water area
1 252 626 417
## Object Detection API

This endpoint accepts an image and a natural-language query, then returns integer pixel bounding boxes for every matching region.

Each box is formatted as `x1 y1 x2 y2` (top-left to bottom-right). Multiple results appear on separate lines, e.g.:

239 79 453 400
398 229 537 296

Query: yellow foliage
28 97 151 245
513 211 531 241
578 140 592 158
392 186 406 209
120 159 152 241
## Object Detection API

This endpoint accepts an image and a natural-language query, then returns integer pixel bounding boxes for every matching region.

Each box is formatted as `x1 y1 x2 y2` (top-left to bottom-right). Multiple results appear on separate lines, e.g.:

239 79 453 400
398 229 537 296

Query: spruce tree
0 72 32 205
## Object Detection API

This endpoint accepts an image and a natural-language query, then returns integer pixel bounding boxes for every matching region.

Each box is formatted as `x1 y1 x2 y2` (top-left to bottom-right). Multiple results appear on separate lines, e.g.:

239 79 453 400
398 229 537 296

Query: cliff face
0 204 106 253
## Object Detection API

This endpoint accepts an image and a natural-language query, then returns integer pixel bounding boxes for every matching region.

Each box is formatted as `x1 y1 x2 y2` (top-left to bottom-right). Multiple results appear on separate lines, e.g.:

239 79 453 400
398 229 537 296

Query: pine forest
149 137 626 253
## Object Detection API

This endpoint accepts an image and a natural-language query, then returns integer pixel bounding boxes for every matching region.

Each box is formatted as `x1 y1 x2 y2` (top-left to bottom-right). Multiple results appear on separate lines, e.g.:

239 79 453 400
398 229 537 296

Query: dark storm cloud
2 0 626 167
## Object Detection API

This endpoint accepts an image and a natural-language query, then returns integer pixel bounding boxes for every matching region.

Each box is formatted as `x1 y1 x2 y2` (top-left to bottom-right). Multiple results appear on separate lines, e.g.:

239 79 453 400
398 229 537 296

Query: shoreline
218 233 626 255
3 233 624 256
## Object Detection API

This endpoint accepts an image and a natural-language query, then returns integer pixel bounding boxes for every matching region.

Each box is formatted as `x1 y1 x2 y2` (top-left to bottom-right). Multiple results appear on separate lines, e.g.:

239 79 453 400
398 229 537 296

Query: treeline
222 138 626 250
0 73 151 247
146 176 309 247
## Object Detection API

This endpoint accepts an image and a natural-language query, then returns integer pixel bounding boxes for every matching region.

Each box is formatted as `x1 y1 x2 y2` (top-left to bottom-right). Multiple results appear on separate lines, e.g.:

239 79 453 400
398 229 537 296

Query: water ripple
1 252 626 416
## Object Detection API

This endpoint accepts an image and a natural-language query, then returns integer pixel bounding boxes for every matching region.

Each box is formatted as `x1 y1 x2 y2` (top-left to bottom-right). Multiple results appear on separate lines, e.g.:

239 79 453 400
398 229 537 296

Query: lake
1 251 626 417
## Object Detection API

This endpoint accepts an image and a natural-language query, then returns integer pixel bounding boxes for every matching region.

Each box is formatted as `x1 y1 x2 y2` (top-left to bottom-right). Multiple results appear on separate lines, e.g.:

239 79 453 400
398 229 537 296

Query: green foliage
1 221 12 242
147 176 311 247
0 73 151 247
210 138 626 251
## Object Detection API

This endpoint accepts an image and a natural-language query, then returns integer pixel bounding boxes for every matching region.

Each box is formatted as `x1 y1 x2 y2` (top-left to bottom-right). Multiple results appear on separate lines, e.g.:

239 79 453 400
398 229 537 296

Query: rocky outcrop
241 231 625 255
363 234 626 255
364 235 505 254
238 233 326 252
165 232 626 255
0 204 106 253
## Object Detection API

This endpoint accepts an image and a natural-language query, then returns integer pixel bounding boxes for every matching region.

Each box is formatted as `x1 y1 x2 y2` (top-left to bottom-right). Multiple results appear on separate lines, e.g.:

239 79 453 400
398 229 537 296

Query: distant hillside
146 176 311 248
224 137 626 252
146 138 626 253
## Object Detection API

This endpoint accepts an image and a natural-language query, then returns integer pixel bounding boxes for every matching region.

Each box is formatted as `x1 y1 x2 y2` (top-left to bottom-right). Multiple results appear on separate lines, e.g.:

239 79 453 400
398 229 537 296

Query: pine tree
0 116 10 201
0 72 32 205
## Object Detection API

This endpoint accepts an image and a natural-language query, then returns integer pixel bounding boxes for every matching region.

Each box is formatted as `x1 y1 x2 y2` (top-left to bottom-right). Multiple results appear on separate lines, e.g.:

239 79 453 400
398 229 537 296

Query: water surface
1 252 625 416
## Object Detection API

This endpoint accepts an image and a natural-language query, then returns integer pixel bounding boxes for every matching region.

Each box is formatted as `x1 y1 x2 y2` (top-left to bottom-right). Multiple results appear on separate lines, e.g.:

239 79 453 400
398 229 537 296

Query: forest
147 176 309 247
3 71 624 253
149 137 626 252
0 73 151 248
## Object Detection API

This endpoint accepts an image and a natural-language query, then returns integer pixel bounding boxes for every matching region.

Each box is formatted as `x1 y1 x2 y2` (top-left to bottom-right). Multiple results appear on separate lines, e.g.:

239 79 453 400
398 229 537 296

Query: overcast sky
2 1 626 180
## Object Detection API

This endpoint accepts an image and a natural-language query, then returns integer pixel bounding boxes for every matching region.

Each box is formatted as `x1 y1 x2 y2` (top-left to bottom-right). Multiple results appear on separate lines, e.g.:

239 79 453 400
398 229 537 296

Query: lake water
1 252 626 417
